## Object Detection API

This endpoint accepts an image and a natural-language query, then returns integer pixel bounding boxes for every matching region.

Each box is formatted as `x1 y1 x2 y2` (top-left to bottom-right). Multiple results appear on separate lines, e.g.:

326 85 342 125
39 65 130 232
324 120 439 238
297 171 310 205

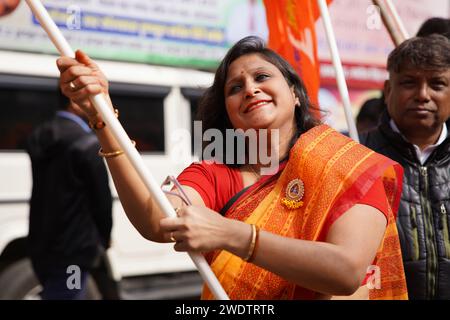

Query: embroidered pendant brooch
281 178 305 209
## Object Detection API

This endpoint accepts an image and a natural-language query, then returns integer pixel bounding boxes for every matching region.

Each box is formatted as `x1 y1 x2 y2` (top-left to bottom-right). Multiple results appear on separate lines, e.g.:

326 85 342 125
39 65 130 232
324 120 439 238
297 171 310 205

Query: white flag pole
384 0 409 41
372 0 409 46
25 0 229 300
317 0 359 142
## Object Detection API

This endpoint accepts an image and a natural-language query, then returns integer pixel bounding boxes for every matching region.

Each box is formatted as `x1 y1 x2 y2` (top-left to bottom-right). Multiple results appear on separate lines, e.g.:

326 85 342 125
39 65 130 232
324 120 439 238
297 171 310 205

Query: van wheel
0 258 101 300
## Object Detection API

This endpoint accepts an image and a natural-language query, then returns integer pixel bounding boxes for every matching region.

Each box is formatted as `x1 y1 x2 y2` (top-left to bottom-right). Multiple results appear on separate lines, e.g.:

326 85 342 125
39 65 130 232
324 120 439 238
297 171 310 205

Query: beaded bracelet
88 108 119 130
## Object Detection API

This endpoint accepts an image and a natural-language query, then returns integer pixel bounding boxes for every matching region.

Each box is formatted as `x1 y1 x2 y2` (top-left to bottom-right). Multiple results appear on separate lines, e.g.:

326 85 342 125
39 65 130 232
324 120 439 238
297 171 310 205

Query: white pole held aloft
25 0 229 300
372 0 409 46
384 0 409 41
317 0 359 142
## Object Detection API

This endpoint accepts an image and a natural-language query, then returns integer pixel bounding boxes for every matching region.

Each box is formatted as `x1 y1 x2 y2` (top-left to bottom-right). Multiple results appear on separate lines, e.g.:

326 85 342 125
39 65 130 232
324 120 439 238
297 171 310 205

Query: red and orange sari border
202 124 408 300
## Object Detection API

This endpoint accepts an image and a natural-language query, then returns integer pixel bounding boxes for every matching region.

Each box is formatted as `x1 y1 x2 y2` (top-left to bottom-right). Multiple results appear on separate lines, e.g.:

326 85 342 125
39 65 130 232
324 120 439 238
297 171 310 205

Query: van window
181 87 205 156
0 74 57 150
109 82 169 153
0 74 168 153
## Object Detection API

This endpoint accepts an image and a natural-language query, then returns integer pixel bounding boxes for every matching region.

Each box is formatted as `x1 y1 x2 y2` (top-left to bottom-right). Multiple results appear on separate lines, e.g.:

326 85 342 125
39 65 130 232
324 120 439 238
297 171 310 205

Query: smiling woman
56 36 408 300
197 36 319 168
224 54 298 137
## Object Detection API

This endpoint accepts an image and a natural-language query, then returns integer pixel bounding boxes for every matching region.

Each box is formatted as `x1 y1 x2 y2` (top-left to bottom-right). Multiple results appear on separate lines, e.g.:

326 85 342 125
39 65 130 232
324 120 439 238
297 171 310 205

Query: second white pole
317 0 359 142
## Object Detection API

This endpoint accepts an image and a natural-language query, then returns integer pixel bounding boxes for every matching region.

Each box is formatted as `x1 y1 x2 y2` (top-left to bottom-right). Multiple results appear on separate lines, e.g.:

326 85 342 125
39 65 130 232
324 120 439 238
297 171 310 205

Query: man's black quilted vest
361 112 450 300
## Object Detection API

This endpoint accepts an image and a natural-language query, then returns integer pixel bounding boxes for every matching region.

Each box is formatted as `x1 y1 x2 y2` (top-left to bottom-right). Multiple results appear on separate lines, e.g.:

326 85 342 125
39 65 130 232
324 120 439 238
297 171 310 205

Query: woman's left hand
159 206 234 253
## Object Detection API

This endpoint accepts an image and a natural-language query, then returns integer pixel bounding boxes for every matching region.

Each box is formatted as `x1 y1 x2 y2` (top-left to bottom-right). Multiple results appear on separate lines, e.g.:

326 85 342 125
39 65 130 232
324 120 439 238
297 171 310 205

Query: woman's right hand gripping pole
56 49 113 122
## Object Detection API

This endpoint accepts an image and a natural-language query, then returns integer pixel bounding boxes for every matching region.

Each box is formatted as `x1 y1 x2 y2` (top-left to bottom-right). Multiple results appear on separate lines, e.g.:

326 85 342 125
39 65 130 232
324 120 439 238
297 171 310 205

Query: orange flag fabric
263 0 332 108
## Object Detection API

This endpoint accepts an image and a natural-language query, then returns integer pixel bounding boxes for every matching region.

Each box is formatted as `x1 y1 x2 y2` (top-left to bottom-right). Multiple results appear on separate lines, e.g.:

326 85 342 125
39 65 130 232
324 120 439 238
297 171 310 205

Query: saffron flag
263 0 332 109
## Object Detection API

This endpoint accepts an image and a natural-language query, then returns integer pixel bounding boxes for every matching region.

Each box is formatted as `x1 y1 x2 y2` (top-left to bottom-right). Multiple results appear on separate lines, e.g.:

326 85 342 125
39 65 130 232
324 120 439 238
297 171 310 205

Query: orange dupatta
202 124 408 300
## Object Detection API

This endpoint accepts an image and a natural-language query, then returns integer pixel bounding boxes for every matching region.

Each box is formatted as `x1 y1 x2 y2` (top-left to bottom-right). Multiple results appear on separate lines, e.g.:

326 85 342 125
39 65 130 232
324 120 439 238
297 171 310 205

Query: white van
0 49 214 299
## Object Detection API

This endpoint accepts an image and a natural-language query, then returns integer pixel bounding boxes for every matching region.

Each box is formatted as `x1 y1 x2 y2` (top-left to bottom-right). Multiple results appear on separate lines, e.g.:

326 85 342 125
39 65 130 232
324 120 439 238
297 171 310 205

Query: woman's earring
294 96 300 108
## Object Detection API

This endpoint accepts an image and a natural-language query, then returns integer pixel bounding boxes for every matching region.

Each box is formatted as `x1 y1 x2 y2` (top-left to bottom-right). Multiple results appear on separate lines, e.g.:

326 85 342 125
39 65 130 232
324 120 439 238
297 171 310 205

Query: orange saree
202 124 408 300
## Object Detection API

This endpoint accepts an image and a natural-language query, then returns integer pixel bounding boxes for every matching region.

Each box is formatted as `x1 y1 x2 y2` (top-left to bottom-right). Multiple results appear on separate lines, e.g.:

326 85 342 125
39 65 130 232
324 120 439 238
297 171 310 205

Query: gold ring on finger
170 232 176 242
69 81 76 90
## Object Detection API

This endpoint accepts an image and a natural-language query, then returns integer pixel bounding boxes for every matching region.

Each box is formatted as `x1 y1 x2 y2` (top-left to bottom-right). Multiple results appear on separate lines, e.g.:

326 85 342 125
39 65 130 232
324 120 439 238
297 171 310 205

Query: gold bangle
248 225 260 263
98 140 136 158
89 108 119 130
98 149 124 158
244 224 258 261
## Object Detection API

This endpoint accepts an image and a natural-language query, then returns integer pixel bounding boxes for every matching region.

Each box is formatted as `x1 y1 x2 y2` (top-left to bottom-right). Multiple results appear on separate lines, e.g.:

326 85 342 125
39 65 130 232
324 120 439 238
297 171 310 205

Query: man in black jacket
361 35 450 299
27 93 113 299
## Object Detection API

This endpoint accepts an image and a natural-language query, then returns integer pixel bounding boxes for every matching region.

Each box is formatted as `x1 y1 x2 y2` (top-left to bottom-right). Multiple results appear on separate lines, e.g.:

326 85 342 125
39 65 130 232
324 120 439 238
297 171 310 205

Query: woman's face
224 53 298 134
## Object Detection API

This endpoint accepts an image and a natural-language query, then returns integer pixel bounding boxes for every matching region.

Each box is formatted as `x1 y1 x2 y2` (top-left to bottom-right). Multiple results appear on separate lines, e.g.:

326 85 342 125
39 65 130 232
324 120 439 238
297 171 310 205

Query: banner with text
0 0 268 69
